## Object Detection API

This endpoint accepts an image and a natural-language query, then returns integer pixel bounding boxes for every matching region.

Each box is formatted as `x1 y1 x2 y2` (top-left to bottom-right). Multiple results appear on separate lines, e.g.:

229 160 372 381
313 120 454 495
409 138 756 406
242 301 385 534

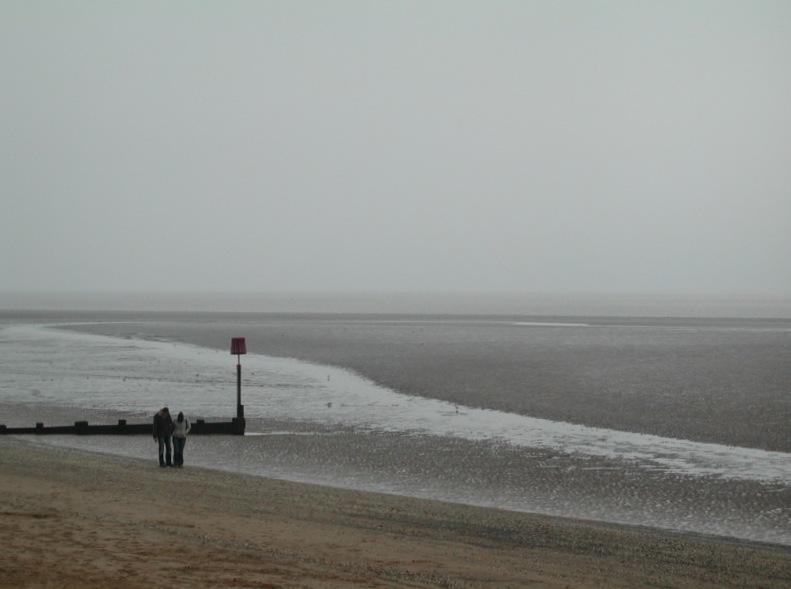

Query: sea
1 292 790 546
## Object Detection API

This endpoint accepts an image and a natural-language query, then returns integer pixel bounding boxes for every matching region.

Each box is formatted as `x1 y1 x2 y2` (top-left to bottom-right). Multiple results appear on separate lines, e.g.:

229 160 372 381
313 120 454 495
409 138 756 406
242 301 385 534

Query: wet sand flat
2 439 790 588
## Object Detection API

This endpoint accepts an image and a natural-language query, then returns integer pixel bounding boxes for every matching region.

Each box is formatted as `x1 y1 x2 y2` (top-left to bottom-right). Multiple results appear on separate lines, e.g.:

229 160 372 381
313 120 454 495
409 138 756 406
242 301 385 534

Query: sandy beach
2 438 789 588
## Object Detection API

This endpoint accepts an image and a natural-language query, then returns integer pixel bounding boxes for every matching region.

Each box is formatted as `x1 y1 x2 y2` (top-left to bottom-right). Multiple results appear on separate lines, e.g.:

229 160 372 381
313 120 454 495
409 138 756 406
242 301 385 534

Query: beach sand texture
2 439 790 588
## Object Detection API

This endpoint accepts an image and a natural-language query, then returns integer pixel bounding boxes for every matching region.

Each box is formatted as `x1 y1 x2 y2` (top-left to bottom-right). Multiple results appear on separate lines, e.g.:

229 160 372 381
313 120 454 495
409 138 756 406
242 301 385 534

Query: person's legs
157 436 166 466
173 437 184 466
164 436 173 466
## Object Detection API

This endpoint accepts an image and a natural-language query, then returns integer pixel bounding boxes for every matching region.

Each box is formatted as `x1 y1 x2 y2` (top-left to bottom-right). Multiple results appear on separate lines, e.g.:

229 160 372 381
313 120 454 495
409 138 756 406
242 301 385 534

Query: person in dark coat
152 407 175 467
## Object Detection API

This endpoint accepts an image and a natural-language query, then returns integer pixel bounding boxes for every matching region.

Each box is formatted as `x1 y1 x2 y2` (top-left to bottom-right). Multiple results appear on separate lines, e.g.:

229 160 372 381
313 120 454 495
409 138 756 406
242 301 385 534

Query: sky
2 1 790 295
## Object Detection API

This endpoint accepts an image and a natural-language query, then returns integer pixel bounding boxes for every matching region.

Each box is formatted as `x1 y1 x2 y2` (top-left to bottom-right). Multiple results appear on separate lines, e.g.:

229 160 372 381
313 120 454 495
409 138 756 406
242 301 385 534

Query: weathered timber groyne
1 418 245 436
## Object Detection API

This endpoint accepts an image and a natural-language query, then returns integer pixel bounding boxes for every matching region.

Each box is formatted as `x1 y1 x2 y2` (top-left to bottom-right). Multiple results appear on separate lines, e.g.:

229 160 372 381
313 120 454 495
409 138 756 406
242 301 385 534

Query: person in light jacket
172 411 192 467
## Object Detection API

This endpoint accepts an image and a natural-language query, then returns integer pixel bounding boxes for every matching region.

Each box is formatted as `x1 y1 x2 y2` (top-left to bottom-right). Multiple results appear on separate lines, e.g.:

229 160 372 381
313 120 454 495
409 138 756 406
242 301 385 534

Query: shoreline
3 388 791 547
2 438 790 588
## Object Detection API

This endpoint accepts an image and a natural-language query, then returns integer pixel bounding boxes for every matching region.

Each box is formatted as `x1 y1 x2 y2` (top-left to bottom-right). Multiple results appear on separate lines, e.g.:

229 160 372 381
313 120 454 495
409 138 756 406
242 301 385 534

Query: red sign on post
230 338 247 356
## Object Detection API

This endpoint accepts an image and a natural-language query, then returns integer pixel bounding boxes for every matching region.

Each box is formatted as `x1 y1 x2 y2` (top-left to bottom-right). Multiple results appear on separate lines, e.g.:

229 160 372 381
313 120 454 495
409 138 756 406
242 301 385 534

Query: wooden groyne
1 418 245 436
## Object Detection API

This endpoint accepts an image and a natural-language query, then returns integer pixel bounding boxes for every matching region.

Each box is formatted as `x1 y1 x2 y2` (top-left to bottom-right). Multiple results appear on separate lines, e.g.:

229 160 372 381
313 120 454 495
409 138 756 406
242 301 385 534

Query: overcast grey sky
2 1 790 295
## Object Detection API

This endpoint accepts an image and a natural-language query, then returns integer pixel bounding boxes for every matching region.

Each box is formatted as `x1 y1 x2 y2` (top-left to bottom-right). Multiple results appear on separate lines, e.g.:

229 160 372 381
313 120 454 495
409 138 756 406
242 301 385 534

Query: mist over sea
4 291 791 317
2 293 790 545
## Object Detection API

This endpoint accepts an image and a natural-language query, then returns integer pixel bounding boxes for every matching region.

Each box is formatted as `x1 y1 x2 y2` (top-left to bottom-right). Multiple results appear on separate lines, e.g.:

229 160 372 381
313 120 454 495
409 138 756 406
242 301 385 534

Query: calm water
1 293 790 545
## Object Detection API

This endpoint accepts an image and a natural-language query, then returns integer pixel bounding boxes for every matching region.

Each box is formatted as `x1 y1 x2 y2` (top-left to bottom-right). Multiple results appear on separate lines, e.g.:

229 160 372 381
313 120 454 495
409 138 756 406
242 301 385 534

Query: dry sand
1 438 789 588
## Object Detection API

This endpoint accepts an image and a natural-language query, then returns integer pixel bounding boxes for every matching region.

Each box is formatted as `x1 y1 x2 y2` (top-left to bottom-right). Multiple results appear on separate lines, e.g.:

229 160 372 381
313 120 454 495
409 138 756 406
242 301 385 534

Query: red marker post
230 338 247 423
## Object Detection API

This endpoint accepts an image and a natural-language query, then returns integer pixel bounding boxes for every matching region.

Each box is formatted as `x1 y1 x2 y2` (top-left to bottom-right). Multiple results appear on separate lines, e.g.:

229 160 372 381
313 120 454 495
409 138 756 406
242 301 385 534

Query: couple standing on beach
152 407 191 467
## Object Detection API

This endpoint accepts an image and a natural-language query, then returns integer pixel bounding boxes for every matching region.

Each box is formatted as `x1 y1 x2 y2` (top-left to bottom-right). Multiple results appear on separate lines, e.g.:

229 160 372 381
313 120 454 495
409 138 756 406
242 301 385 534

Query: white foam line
511 322 591 327
253 355 791 483
2 324 790 484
